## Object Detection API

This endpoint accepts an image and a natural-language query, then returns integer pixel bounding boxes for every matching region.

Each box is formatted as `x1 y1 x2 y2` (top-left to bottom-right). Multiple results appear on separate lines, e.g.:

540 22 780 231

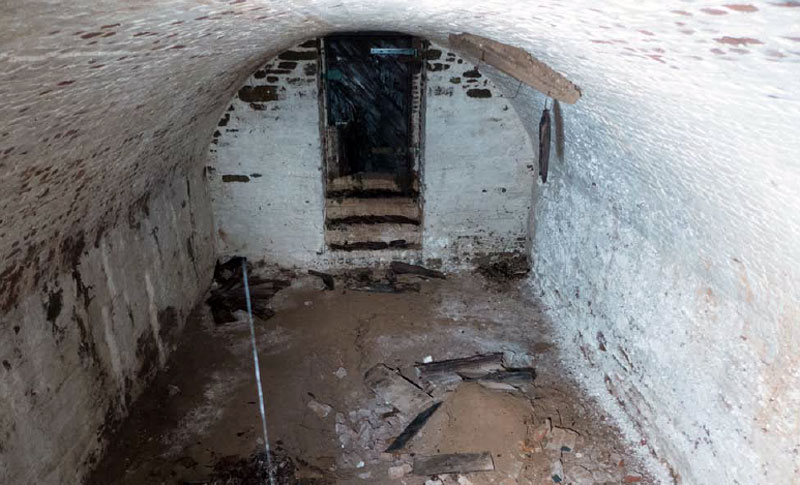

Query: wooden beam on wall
449 33 582 104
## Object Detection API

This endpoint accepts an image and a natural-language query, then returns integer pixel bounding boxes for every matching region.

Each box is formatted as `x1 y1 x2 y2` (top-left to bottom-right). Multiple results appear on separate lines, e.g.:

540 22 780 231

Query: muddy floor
89 270 652 484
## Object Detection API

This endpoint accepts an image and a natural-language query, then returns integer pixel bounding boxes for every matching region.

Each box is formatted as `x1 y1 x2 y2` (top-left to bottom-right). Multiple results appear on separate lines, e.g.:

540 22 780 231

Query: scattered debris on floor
413 452 495 476
389 261 446 279
352 281 421 293
90 273 653 485
307 397 334 419
206 257 290 324
474 252 530 282
365 364 435 416
308 269 335 290
340 261 445 293
415 352 535 396
203 449 300 485
385 402 442 452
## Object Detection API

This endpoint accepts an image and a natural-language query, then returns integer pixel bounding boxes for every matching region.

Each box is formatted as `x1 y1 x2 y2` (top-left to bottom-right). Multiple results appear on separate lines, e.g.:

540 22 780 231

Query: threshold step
326 189 418 199
326 197 421 219
325 223 421 246
327 173 419 193
329 241 422 252
326 215 420 228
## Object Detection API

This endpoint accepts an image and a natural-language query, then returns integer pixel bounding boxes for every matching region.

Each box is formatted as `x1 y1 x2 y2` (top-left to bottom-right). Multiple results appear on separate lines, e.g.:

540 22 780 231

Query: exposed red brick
715 36 764 46
724 4 759 12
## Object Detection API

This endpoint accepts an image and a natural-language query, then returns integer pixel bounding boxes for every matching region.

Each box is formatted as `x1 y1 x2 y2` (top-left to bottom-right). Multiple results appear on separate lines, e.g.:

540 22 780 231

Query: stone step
327 173 419 193
325 197 421 220
325 197 422 220
325 222 422 247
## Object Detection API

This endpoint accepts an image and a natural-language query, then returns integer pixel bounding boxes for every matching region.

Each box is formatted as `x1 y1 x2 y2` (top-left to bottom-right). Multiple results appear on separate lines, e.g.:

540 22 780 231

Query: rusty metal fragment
539 106 551 183
553 99 565 161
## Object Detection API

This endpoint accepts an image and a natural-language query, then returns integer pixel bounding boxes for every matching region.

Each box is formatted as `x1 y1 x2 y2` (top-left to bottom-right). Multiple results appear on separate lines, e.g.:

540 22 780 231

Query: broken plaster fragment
334 367 348 379
365 363 433 416
531 418 552 443
388 463 412 479
478 381 518 392
550 458 564 483
545 426 579 453
307 399 333 418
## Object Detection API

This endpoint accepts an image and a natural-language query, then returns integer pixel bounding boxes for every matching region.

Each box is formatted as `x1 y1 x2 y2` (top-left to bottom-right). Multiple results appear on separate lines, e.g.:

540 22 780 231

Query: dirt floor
88 268 653 485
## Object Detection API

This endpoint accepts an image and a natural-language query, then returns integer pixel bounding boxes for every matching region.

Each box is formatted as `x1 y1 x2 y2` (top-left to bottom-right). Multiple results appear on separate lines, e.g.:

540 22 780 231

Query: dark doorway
323 33 419 190
321 33 425 252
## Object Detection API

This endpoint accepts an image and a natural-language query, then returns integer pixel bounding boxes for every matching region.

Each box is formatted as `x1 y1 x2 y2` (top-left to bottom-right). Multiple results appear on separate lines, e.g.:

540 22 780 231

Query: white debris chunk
334 367 348 379
388 463 412 479
307 399 333 418
545 426 579 452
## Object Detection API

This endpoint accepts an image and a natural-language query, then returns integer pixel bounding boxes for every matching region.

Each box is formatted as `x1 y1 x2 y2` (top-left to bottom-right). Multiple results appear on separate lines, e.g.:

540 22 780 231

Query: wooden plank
417 353 505 380
364 364 434 416
327 173 420 192
308 270 334 290
385 402 442 452
465 368 536 384
325 197 421 219
325 223 422 245
352 282 420 294
416 353 506 391
413 452 495 476
389 261 445 279
449 33 581 104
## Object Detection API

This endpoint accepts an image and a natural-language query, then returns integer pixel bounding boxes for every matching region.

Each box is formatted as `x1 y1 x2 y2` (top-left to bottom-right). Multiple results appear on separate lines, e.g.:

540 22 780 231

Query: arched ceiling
0 0 800 291
1 0 798 317
2 2 800 483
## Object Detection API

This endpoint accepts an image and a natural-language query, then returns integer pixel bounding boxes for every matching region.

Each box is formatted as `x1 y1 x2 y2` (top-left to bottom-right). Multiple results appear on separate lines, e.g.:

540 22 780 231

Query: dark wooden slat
389 261 445 279
416 353 505 380
326 215 421 227
385 402 442 452
308 270 335 290
449 32 581 104
364 364 434 416
413 452 495 476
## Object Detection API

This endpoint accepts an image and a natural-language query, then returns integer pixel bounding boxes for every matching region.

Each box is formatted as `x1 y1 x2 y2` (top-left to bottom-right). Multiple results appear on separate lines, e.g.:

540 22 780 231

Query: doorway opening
321 33 425 252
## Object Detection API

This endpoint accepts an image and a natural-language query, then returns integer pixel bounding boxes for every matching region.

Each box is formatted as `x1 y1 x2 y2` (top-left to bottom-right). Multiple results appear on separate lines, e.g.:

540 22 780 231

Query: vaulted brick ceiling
2 2 799 484
2 1 797 311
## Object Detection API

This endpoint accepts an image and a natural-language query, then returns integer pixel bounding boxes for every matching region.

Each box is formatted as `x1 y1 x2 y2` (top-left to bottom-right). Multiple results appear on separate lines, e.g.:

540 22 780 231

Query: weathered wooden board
365 364 434 416
385 402 442 452
413 452 495 475
467 368 536 384
308 270 335 290
417 353 505 380
449 33 581 104
389 261 445 279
